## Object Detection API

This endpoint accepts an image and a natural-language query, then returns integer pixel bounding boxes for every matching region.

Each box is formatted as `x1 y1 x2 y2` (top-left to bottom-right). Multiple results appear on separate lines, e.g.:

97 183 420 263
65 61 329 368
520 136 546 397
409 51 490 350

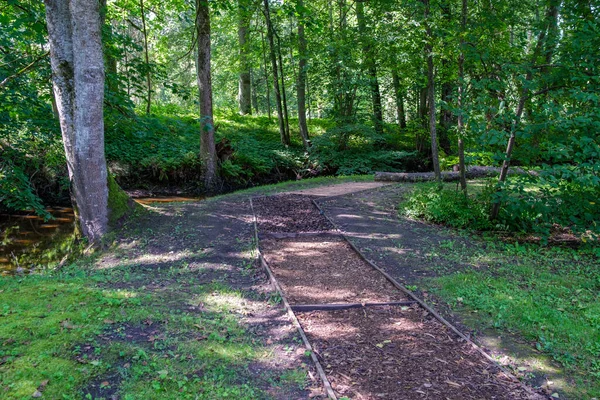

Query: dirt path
254 193 546 400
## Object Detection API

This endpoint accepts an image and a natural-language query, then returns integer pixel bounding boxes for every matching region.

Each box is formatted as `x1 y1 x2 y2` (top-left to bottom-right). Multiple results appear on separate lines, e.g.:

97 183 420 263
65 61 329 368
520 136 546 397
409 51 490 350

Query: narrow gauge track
251 194 546 400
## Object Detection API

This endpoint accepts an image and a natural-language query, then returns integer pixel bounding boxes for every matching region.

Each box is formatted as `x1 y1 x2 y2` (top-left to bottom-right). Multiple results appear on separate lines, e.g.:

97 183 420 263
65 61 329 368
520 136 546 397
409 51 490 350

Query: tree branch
0 52 49 90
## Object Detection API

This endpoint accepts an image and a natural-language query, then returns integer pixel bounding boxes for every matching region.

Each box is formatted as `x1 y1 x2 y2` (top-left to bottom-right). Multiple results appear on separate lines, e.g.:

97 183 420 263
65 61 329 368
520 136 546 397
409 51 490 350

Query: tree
423 0 441 182
44 0 109 242
456 0 467 194
356 0 383 134
296 0 310 149
238 0 252 115
195 0 218 190
263 0 289 146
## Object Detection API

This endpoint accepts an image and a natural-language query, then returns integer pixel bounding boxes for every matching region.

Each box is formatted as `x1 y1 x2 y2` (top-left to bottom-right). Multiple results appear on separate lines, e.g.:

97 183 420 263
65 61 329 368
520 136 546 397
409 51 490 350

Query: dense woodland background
0 0 599 239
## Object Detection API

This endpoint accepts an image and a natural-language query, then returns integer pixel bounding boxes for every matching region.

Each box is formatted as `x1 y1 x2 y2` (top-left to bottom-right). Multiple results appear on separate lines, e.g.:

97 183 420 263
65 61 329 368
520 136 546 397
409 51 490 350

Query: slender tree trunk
44 0 108 242
260 31 271 118
438 0 453 154
490 3 552 219
276 35 291 143
195 0 218 190
296 0 310 148
356 1 383 134
263 0 288 145
418 84 427 128
392 70 407 130
251 69 259 114
423 0 441 182
457 0 467 194
238 0 252 115
139 0 151 114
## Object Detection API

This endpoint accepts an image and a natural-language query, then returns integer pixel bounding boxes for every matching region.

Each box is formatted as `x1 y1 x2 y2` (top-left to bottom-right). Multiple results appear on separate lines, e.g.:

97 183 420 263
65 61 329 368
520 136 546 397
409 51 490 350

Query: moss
107 174 136 227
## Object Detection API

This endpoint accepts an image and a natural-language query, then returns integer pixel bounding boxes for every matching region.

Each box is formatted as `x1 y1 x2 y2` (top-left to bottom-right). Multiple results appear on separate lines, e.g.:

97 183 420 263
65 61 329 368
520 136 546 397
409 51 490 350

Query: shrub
399 183 493 230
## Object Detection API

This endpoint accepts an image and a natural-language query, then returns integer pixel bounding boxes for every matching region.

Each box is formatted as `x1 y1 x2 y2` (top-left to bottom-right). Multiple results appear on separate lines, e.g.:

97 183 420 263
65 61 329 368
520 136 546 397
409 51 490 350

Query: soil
253 194 334 233
261 236 408 305
297 305 544 400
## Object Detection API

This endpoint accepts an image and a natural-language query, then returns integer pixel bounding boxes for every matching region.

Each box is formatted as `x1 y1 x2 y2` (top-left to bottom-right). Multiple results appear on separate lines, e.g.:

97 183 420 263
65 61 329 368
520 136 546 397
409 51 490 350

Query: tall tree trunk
296 0 310 148
276 35 291 143
44 0 108 242
438 0 453 154
260 30 271 118
263 0 289 145
418 84 427 128
238 0 252 115
195 0 218 190
392 70 407 130
457 0 467 194
423 0 441 182
139 0 151 114
356 1 384 134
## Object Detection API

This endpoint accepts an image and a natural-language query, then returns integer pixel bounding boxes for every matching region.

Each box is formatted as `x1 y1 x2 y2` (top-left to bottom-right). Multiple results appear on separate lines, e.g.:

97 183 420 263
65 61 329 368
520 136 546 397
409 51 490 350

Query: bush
400 183 493 230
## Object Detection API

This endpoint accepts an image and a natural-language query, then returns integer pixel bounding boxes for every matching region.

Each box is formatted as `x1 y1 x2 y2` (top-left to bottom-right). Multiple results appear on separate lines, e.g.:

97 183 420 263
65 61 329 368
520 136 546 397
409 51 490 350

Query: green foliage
400 183 493 230
310 124 423 175
0 161 49 218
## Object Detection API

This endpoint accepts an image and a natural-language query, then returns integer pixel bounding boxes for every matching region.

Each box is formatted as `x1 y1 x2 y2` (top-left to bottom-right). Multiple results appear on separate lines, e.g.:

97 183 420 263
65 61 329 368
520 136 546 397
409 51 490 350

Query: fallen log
374 166 537 182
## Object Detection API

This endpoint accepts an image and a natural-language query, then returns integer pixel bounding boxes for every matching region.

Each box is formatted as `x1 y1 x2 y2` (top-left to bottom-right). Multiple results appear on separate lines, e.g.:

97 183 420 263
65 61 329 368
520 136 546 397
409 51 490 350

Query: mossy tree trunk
44 0 109 243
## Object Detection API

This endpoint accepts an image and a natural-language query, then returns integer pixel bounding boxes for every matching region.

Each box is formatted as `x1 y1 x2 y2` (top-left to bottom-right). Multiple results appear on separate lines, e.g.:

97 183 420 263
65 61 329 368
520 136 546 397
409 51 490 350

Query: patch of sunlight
201 291 249 312
304 319 359 340
346 232 403 240
381 246 408 255
97 250 195 270
479 334 568 394
202 342 256 362
337 213 364 220
104 289 138 299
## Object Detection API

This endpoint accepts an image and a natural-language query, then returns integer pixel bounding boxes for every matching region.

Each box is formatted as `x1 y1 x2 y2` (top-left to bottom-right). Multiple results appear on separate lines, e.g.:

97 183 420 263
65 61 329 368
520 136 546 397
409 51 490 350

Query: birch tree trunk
195 0 218 190
238 0 252 115
44 0 108 242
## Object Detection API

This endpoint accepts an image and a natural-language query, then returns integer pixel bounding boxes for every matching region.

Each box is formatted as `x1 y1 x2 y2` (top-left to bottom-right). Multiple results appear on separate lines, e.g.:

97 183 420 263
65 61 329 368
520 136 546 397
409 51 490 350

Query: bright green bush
400 183 493 230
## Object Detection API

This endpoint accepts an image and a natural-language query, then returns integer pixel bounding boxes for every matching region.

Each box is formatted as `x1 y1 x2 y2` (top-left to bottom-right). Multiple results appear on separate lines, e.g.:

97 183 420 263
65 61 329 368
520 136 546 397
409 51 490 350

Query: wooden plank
259 231 343 240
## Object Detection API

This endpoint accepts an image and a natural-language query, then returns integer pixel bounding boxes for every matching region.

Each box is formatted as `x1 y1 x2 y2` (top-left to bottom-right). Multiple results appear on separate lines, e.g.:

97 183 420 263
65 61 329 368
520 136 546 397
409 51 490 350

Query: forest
1 0 599 399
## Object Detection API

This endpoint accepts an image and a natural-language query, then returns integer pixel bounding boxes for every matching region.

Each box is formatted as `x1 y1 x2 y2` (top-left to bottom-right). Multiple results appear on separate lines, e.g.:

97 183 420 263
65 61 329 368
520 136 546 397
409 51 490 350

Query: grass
423 239 600 398
0 267 279 399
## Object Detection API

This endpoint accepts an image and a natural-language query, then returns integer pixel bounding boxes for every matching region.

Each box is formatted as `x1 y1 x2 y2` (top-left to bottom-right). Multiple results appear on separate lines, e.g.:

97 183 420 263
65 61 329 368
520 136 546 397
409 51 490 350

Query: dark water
0 207 76 276
0 197 202 275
